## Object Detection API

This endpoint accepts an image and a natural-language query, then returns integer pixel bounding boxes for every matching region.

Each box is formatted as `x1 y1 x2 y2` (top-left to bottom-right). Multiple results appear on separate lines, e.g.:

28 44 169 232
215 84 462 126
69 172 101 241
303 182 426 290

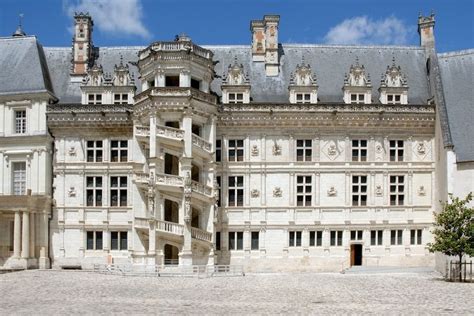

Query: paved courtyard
0 269 472 314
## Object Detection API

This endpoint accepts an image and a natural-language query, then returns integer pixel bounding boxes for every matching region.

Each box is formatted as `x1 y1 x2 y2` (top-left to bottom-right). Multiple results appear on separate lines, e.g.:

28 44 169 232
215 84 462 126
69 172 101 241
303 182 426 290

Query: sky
0 0 473 53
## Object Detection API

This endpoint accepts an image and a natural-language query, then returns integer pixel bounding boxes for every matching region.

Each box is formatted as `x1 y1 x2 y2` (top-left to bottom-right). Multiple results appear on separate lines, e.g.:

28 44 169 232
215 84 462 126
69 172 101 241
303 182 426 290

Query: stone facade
0 13 471 272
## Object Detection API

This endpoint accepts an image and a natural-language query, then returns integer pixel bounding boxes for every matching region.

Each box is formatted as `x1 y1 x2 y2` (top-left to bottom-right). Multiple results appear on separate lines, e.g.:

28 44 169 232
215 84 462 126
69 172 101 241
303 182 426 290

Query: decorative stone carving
222 57 250 86
83 63 105 86
68 146 76 156
251 189 260 198
251 145 259 156
418 186 426 196
68 187 76 197
344 57 371 88
380 57 407 89
376 144 383 154
273 187 282 197
375 185 383 197
417 142 426 154
327 144 337 156
327 186 337 197
289 58 317 86
112 55 135 86
272 143 281 156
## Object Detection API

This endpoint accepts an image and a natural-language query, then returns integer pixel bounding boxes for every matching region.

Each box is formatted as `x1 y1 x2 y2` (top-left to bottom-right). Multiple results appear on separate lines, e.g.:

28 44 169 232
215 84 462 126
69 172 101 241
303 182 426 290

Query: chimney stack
418 12 435 49
250 15 280 76
71 12 94 77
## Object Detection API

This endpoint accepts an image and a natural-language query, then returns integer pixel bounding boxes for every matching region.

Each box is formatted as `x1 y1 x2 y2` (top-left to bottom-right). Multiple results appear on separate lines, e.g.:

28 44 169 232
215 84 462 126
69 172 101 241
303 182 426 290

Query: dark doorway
164 244 179 265
350 244 363 266
164 153 179 175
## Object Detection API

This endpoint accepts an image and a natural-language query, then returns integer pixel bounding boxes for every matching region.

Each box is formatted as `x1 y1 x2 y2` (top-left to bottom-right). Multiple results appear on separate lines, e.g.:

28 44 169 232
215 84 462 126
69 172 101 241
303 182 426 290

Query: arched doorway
164 244 179 265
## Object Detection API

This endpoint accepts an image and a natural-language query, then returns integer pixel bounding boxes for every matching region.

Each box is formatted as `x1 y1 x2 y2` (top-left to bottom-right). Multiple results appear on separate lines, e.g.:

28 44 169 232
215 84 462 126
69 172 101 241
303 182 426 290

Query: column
148 220 156 258
13 211 21 258
39 212 50 268
21 211 29 258
29 213 35 258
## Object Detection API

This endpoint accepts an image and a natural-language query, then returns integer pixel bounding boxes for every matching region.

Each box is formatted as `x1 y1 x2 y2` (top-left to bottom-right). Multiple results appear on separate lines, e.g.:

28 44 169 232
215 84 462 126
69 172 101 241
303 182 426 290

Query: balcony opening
164 199 179 223
192 124 201 136
165 121 180 129
165 76 179 87
147 79 155 89
164 153 179 176
191 164 200 182
191 78 201 90
191 208 200 229
164 244 179 266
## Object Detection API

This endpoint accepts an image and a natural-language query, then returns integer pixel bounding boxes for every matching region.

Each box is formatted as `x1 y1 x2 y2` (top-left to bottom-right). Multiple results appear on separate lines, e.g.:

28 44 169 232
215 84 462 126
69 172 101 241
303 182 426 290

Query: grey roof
44 43 431 105
438 50 474 162
0 36 55 97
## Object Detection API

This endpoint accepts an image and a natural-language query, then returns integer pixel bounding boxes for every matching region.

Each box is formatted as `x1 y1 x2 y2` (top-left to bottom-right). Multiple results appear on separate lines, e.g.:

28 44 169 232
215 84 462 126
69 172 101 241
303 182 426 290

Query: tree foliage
428 193 474 261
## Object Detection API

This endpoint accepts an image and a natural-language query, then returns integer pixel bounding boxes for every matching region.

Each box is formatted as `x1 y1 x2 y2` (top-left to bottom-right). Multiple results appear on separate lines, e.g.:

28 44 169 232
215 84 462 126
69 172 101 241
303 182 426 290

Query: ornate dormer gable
83 63 105 86
379 57 409 104
221 57 251 104
113 56 135 86
343 57 372 104
289 57 318 104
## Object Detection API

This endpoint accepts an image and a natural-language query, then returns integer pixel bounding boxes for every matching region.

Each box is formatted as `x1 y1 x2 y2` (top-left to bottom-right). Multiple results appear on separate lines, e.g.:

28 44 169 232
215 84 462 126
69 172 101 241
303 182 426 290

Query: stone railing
135 125 150 138
190 88 217 104
134 217 149 229
156 173 184 187
191 181 213 197
156 220 184 235
149 41 213 60
190 227 212 243
156 125 185 141
133 172 149 184
192 134 213 154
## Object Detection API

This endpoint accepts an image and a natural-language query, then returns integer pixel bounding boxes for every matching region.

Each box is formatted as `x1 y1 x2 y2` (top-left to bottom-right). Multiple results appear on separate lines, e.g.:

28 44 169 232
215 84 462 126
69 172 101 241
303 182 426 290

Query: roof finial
12 13 26 37
119 54 124 66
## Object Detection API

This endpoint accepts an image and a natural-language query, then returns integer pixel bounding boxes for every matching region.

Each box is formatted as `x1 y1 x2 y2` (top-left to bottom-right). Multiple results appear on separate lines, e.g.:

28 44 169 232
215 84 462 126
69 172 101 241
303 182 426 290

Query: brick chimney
250 15 280 76
418 12 435 49
71 12 94 77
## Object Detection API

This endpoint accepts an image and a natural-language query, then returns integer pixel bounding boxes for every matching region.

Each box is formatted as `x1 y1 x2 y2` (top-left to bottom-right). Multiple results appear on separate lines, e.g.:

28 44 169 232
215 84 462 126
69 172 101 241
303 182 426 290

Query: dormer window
114 94 128 105
343 58 372 105
228 93 244 104
289 59 318 104
221 57 251 104
379 57 408 105
88 94 102 105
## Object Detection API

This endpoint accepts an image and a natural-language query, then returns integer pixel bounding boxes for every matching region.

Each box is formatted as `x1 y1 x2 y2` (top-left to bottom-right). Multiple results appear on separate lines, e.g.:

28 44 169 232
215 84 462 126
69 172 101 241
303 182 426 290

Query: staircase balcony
190 227 213 243
156 125 185 145
192 134 213 156
156 219 185 236
191 180 214 202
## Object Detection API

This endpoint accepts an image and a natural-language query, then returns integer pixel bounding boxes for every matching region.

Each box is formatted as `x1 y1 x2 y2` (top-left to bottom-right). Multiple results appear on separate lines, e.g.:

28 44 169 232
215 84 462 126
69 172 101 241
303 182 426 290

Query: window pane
86 232 94 250
120 232 128 250
111 232 118 250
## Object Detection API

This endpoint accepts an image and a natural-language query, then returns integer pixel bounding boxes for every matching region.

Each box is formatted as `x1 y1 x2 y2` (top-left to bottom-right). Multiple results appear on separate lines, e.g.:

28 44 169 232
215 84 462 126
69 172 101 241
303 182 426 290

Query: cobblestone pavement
0 270 472 315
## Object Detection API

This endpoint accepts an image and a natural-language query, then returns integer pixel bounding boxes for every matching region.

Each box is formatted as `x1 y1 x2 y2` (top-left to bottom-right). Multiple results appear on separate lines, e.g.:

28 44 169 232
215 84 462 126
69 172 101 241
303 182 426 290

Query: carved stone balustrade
190 227 212 243
192 134 213 155
156 125 185 142
191 180 213 198
156 219 184 236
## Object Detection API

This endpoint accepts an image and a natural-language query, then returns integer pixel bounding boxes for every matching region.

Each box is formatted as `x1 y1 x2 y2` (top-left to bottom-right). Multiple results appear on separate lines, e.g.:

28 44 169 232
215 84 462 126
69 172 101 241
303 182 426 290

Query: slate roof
438 50 474 162
0 36 55 97
43 43 431 105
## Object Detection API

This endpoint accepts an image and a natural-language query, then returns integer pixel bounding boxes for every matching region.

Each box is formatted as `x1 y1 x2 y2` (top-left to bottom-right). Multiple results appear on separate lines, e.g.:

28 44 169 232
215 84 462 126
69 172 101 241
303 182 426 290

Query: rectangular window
14 110 27 134
387 94 402 104
114 93 128 105
228 176 244 207
296 139 312 161
296 93 311 104
251 231 259 250
228 139 244 162
390 230 403 245
86 176 102 206
110 140 128 162
12 162 26 195
216 176 221 207
228 93 244 104
330 231 343 246
110 176 127 207
215 231 221 251
289 231 302 247
165 76 179 87
389 140 404 162
350 93 365 104
87 94 102 105
309 231 322 247
350 230 363 240
191 78 201 90
410 229 423 245
111 231 128 250
352 139 367 162
370 230 383 246
352 175 368 206
390 175 405 206
215 139 222 162
86 231 103 250
296 175 312 206
228 231 243 250
86 140 103 162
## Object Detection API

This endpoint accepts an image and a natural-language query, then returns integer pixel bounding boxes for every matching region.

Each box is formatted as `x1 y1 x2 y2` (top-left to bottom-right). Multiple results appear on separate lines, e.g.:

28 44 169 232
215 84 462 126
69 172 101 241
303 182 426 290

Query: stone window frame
296 175 312 206
288 231 302 247
370 230 383 246
12 161 27 195
350 230 363 241
113 93 129 105
215 138 222 162
309 230 323 247
410 229 423 245
389 175 405 206
110 231 128 250
389 140 404 162
386 94 402 105
351 139 368 162
390 229 403 245
86 140 103 162
228 175 244 207
14 109 27 134
228 139 244 162
110 140 128 162
87 93 102 105
228 93 244 104
330 230 343 246
215 231 221 251
86 231 103 250
350 93 365 104
251 231 260 250
228 231 243 250
86 176 103 207
110 176 128 207
296 139 312 162
295 93 311 104
352 175 368 206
